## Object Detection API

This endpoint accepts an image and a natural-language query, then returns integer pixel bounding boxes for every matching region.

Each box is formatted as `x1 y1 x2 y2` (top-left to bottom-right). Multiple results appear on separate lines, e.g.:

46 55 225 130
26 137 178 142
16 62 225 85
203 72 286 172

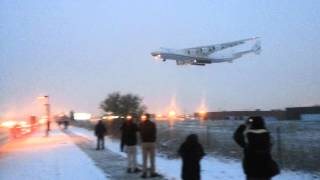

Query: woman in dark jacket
178 134 205 180
233 116 279 180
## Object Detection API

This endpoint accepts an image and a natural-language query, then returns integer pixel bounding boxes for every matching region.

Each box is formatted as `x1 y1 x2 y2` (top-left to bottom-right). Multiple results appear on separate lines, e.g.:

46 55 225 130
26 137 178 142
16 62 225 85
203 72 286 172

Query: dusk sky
1 0 320 118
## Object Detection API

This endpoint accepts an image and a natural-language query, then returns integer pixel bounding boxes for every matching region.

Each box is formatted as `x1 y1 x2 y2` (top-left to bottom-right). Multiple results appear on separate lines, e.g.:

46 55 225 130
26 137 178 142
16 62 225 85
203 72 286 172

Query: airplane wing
211 40 262 63
232 40 262 57
182 37 259 56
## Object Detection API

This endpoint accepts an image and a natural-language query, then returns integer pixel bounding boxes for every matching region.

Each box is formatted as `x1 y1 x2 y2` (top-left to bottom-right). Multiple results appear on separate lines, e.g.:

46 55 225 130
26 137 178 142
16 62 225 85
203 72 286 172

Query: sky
1 0 320 118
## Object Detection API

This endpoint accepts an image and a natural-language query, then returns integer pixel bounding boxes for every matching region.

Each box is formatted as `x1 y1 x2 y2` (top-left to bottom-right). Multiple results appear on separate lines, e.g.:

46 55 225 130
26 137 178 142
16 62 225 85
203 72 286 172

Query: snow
69 126 320 180
0 127 108 180
1 125 318 180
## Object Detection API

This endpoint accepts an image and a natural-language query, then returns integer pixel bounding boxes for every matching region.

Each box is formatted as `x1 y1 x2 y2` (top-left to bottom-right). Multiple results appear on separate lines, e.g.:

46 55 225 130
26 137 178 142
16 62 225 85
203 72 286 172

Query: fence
71 119 320 173
156 120 320 174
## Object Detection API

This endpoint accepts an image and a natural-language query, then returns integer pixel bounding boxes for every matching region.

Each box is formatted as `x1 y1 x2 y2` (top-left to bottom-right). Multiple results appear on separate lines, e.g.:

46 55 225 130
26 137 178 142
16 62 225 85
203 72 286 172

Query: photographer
233 116 280 180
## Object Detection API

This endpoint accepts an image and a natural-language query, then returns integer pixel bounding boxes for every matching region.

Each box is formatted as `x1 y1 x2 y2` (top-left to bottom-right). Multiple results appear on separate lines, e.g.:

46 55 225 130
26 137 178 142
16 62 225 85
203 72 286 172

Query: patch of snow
0 127 108 180
69 126 320 180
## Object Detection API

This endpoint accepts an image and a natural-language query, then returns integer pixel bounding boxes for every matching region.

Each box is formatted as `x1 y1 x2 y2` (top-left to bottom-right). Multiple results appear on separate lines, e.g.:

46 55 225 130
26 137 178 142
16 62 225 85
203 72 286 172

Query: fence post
276 126 283 167
206 126 210 149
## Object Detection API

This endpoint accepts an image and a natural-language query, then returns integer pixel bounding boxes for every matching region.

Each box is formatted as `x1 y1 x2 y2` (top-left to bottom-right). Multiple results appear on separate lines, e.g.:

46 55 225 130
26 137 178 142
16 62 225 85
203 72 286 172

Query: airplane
151 37 261 66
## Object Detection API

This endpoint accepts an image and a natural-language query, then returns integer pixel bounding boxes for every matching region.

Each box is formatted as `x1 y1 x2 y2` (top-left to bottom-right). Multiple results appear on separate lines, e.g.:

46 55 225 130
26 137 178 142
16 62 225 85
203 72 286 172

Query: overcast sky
1 0 320 118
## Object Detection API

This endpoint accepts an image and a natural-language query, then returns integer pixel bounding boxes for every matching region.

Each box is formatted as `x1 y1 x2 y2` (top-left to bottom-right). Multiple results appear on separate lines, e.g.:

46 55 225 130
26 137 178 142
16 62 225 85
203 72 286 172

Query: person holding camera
233 116 280 180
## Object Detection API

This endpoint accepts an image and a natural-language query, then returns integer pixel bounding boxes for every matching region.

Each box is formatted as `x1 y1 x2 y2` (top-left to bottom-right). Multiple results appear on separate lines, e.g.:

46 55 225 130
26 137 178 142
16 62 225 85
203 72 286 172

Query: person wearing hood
178 134 205 180
233 116 280 180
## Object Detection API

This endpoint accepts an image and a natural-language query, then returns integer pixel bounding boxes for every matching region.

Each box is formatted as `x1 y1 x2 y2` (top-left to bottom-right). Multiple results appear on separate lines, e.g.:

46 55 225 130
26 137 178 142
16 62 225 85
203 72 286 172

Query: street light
38 95 51 136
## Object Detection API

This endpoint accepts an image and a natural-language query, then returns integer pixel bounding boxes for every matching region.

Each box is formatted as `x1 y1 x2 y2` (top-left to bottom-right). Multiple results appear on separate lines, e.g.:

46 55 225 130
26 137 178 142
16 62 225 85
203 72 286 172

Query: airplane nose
151 52 162 60
151 52 158 56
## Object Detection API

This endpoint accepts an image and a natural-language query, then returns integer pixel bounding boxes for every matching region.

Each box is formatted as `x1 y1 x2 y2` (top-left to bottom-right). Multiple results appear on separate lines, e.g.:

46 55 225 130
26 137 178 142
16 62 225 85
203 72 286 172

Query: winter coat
94 121 107 138
139 120 156 143
120 121 138 146
178 135 205 180
234 125 279 178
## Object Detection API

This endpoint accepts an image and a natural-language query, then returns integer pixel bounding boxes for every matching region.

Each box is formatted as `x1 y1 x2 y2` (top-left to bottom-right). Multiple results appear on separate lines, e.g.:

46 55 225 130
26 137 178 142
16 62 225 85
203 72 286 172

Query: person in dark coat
139 114 159 178
61 115 69 130
178 134 205 180
94 120 107 150
120 115 140 173
233 116 280 180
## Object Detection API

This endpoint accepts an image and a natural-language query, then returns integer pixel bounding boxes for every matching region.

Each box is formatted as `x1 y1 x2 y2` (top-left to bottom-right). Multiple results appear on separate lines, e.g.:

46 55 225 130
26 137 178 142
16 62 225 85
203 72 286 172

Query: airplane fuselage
151 51 230 64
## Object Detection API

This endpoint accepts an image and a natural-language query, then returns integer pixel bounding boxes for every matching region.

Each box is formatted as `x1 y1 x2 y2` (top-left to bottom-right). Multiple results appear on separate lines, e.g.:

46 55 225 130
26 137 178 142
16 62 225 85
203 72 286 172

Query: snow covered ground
0 126 108 180
69 126 320 180
0 125 318 180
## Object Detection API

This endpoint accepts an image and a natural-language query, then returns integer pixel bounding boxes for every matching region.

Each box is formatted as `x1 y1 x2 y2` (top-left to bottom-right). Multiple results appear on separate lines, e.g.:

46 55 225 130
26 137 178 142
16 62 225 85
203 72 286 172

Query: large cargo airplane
151 37 261 66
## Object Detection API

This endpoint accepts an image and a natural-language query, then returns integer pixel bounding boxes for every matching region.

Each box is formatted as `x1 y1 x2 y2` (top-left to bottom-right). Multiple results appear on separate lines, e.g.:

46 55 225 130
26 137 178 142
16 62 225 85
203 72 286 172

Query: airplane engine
176 60 193 65
192 63 205 66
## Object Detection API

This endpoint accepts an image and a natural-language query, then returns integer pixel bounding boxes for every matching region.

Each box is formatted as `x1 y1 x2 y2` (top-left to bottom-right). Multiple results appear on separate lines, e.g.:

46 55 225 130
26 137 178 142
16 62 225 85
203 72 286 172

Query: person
178 134 205 180
69 110 75 121
233 116 280 180
120 115 140 173
61 115 69 130
139 114 159 178
46 119 50 137
63 119 69 129
94 120 107 150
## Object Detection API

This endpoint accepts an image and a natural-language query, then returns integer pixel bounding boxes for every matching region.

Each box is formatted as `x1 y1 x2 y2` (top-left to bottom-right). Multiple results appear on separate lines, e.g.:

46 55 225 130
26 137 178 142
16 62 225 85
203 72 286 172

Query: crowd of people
94 115 280 180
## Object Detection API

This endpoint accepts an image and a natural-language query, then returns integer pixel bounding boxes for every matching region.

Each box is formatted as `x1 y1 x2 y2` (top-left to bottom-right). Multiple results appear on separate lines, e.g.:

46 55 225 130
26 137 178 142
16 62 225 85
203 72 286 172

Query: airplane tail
232 40 261 59
252 40 261 55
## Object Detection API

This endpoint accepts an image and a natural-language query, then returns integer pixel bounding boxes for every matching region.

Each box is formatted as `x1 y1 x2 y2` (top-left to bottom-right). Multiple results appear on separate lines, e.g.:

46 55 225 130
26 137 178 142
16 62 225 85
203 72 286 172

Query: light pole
38 95 51 136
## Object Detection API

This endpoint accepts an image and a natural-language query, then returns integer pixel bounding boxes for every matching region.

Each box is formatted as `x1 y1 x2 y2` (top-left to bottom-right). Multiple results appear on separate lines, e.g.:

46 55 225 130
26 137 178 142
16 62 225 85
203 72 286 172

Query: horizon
1 0 320 118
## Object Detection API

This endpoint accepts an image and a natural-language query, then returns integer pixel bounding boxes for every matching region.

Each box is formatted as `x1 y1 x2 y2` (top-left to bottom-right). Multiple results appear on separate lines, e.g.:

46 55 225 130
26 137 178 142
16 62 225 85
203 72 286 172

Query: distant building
199 110 286 121
195 106 320 121
286 106 320 120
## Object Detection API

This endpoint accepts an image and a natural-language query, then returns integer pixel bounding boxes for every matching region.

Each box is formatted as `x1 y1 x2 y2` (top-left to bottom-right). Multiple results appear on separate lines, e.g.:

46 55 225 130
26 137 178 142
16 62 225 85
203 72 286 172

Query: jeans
96 136 105 150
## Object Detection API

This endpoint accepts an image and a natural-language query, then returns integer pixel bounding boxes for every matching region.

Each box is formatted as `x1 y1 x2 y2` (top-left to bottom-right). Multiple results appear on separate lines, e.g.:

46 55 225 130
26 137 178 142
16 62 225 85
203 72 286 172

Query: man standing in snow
120 115 140 173
94 120 107 150
139 114 159 178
